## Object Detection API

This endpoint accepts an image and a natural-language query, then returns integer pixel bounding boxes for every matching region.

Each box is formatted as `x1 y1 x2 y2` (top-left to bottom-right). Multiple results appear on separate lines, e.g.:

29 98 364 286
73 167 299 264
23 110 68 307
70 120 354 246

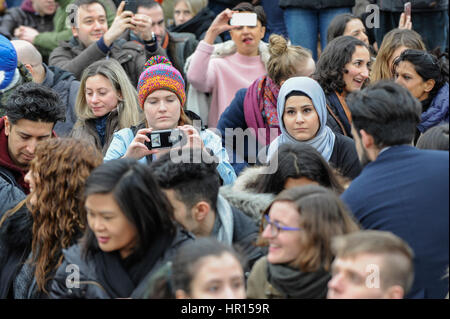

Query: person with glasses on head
246 185 359 299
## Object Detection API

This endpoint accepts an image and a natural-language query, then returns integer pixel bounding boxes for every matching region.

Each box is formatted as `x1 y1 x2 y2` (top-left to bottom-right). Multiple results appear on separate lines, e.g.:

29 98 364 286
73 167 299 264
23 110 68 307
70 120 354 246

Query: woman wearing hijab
267 77 361 180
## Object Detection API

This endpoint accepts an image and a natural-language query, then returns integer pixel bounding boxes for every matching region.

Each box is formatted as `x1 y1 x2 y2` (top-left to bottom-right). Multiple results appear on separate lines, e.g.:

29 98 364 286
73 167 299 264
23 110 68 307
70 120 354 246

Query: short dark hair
416 123 449 151
82 159 176 259
4 82 65 125
256 143 345 195
327 13 360 44
71 0 107 26
347 81 422 148
232 2 266 27
137 0 161 10
394 49 449 99
314 35 369 94
150 149 220 213
172 237 245 295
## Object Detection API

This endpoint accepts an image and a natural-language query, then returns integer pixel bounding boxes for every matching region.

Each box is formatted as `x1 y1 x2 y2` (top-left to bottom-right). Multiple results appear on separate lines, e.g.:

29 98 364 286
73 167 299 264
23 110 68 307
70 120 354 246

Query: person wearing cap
0 34 33 116
104 55 237 185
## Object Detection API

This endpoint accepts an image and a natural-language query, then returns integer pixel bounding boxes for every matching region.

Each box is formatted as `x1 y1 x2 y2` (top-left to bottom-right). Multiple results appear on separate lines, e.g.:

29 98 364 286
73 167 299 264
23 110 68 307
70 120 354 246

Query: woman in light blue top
267 76 361 180
104 56 236 185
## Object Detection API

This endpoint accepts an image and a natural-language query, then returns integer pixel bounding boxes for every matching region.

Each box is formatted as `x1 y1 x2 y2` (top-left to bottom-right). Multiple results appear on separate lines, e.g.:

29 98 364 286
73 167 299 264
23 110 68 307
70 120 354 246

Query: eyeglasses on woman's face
262 214 302 237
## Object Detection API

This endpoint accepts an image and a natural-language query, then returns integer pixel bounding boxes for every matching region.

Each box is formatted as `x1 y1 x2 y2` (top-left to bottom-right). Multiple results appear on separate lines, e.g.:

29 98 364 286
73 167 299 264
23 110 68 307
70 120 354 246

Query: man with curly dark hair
0 82 65 206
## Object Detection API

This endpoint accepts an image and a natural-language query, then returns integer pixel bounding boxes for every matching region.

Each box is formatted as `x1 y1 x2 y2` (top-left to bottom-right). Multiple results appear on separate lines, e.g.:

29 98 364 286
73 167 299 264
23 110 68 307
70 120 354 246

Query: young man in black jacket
151 149 264 276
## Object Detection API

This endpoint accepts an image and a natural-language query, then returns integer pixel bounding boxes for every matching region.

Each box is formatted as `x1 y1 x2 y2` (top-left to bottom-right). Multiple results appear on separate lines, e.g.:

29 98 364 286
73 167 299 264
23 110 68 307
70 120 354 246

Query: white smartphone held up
230 13 257 27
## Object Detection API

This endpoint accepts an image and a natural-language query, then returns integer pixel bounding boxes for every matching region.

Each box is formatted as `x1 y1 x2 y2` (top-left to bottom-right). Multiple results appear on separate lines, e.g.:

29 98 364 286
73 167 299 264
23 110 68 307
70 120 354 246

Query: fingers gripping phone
404 2 411 18
124 0 137 13
229 13 257 27
145 129 185 150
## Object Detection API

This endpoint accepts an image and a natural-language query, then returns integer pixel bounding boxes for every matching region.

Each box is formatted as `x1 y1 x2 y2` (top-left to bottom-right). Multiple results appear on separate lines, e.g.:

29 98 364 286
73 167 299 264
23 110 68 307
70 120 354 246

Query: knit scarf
244 76 281 145
213 195 234 245
417 82 449 133
267 262 330 299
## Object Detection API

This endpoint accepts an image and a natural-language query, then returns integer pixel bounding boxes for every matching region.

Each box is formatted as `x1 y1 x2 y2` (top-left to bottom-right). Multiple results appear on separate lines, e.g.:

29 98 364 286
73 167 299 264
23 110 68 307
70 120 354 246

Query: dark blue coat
217 88 263 176
418 82 449 134
342 145 449 299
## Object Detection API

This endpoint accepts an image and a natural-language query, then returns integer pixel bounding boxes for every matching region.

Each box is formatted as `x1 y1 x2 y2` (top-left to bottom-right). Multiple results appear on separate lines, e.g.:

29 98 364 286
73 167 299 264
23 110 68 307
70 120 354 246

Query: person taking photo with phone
48 0 166 87
104 55 237 185
186 2 268 128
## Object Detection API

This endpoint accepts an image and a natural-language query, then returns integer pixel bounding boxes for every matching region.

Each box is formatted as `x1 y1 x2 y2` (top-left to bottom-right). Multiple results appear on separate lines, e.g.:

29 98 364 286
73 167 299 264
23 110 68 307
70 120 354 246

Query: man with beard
341 81 449 299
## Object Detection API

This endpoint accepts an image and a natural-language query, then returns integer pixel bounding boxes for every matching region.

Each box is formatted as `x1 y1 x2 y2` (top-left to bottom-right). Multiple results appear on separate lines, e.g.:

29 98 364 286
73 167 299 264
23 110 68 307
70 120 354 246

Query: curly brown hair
313 35 369 95
28 138 103 293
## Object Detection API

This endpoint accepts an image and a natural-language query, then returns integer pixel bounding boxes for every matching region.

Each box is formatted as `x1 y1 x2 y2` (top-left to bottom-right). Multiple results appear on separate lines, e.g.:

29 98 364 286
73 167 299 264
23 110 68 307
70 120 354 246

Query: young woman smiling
313 36 371 137
246 185 359 299
49 159 194 298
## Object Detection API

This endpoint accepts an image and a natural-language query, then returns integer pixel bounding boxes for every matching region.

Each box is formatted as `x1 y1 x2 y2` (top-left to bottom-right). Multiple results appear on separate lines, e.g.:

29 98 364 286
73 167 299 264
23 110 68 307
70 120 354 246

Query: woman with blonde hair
170 0 213 34
217 33 315 174
246 185 360 299
0 138 103 298
370 28 426 83
71 59 143 154
170 0 220 42
105 55 236 185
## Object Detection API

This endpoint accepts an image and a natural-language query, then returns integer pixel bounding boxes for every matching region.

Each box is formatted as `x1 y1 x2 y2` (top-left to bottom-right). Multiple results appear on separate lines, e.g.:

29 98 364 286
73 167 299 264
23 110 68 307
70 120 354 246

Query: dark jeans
207 1 231 41
283 6 352 61
261 0 288 41
375 10 449 52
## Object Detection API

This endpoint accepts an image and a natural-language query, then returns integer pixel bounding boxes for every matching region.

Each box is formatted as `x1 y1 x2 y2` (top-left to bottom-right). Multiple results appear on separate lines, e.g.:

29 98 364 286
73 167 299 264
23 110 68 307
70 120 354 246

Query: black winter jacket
0 202 31 298
0 7 54 40
231 206 265 274
41 64 79 137
368 0 448 12
279 0 355 10
48 228 194 299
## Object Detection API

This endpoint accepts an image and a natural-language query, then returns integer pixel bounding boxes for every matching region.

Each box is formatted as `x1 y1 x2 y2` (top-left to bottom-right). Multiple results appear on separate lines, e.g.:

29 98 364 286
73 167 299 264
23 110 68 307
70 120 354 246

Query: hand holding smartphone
229 12 257 27
145 129 185 150
404 2 411 18
123 0 137 13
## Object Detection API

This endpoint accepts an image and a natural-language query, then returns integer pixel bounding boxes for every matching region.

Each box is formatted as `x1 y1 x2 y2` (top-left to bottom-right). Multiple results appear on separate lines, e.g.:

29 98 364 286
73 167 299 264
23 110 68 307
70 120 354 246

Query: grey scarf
267 262 331 299
214 195 234 245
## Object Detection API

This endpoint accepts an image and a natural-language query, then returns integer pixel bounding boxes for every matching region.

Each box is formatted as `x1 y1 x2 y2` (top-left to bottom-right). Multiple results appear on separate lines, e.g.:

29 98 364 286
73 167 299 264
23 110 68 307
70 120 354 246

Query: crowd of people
0 0 448 300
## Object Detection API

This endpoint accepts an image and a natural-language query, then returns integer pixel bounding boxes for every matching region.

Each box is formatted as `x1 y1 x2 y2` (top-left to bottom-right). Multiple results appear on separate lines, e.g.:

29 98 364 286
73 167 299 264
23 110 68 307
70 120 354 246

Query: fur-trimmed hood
184 40 270 124
219 165 274 225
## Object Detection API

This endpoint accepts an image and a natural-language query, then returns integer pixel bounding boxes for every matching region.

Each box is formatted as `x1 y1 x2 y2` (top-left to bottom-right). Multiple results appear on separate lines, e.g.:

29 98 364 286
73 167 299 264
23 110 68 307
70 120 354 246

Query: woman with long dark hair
394 49 449 139
49 159 194 298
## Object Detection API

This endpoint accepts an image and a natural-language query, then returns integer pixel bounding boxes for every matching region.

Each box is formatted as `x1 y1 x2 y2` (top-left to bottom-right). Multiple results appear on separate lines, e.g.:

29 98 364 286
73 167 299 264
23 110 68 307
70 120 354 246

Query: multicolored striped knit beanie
137 55 186 109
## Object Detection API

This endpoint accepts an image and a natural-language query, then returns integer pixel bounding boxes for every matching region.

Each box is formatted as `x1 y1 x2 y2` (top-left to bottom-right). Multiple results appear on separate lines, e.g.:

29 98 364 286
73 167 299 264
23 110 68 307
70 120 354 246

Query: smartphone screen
145 129 184 150
230 13 257 27
404 2 411 17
